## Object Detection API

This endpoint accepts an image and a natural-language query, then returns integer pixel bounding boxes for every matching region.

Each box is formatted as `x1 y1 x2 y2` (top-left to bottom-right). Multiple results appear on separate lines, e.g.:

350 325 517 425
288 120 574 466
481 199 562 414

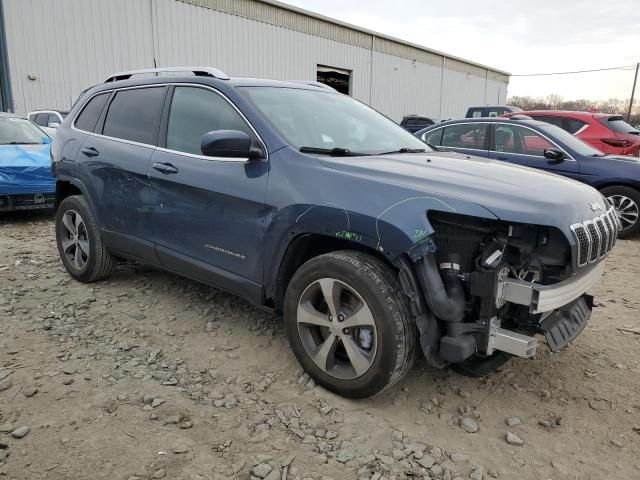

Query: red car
503 110 640 156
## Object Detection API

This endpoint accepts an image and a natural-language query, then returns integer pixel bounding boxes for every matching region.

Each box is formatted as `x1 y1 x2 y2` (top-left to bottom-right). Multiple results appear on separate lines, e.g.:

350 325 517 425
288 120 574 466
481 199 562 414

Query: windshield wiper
377 147 426 155
299 146 367 157
0 141 41 145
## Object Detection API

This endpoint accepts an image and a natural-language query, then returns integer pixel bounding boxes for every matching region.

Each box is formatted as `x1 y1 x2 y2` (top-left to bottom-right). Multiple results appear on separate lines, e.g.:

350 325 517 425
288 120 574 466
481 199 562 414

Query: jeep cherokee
52 67 619 398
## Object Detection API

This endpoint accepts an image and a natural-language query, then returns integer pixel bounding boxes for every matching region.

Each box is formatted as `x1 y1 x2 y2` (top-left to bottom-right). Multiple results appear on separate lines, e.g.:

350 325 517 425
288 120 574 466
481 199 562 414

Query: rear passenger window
34 113 49 126
441 123 487 149
75 92 110 132
166 87 251 155
423 128 443 146
534 115 565 130
102 87 166 145
567 118 588 134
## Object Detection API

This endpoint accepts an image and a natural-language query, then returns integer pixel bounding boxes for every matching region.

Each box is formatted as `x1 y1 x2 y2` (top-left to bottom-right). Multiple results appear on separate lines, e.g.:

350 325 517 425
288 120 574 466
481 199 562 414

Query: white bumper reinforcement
497 261 605 314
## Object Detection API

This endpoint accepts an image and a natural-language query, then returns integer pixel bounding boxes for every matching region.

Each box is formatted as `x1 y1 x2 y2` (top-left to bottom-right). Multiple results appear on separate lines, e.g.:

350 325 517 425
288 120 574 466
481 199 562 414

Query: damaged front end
403 210 619 368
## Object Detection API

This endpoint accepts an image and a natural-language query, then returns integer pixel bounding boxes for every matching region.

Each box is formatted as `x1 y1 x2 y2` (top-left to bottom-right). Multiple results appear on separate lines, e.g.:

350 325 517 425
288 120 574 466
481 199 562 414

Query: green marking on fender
414 229 428 239
336 230 363 242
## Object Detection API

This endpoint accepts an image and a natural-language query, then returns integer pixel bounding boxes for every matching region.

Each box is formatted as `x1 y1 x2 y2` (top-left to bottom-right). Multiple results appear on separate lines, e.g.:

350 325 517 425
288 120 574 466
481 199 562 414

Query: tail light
601 138 633 147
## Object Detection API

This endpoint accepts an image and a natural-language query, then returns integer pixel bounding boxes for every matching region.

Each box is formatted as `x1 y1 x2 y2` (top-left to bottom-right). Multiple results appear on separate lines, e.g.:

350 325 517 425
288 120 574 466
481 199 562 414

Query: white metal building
0 0 509 121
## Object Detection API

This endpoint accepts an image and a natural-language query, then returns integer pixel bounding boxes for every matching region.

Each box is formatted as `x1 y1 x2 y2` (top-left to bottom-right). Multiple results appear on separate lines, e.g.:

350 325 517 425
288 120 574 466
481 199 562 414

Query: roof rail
105 66 230 83
288 80 338 92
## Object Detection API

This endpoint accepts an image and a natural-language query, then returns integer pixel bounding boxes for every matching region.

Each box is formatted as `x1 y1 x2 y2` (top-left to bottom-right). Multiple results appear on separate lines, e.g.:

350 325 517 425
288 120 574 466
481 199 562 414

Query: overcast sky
284 0 640 101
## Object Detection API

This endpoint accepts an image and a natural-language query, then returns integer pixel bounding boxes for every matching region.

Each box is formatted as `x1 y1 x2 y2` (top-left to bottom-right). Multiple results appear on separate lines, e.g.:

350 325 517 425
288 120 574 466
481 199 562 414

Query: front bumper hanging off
496 261 605 314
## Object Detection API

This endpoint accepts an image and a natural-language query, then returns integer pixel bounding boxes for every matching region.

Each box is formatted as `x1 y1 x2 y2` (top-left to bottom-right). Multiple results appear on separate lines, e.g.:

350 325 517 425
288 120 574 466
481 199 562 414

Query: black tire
601 185 640 239
55 195 116 282
284 250 417 398
450 352 512 378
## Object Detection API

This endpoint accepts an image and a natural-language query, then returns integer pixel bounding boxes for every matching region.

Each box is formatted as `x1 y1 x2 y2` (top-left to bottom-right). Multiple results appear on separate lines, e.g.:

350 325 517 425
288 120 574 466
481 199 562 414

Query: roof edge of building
256 0 511 77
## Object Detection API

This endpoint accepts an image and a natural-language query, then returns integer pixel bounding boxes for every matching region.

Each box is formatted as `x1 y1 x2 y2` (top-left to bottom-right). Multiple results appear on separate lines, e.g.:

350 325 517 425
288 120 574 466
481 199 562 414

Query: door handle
152 162 179 174
81 146 99 157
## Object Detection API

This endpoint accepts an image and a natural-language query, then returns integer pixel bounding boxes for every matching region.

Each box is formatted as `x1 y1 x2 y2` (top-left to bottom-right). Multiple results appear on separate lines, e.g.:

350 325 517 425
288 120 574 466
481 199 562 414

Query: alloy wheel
607 194 639 231
296 277 377 380
59 210 90 270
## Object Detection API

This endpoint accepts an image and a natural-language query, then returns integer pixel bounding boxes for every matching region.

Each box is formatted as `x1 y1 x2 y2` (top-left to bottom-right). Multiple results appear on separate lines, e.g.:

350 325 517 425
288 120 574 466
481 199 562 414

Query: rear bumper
496 261 605 314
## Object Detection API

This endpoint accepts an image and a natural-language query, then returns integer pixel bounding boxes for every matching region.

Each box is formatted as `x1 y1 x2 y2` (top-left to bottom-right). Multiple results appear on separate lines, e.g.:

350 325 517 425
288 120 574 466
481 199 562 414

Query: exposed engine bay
407 211 605 370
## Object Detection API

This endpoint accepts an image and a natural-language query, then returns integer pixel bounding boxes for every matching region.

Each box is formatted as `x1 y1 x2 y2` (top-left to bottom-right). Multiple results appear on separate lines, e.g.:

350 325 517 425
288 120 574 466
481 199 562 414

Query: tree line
507 94 640 125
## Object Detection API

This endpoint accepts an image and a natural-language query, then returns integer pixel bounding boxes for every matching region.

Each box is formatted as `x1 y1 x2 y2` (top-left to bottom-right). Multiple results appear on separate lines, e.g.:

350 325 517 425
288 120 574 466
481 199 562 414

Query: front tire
601 185 640 238
55 195 116 282
284 251 417 398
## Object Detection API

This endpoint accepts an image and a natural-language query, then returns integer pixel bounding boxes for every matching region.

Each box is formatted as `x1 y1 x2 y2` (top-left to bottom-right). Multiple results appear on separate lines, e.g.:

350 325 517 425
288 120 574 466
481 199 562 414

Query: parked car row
416 116 640 236
36 66 617 398
503 110 640 157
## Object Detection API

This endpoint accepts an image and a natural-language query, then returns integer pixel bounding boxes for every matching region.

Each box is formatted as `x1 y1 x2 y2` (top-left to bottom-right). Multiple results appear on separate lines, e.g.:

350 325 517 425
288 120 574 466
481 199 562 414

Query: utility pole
627 62 639 121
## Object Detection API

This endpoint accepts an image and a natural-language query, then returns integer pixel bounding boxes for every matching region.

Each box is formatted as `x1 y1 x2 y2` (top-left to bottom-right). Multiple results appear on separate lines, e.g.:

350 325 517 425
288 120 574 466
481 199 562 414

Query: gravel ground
1 212 639 480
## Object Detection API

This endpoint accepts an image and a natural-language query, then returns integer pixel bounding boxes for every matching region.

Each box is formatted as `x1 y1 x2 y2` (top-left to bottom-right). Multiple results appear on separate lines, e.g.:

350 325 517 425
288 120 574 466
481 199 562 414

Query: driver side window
166 87 252 156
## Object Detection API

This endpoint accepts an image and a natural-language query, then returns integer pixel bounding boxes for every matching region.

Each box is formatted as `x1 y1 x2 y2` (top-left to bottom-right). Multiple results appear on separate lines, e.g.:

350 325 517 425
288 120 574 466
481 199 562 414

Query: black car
400 114 435 133
52 66 615 398
416 117 640 237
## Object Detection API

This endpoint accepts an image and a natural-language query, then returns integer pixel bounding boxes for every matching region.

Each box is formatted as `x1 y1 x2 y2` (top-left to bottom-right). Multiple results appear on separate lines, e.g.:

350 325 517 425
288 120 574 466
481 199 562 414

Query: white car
28 110 68 137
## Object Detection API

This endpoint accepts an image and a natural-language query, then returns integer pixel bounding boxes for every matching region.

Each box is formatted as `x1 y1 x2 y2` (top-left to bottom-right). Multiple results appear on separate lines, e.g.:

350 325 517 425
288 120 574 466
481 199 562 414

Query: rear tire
601 185 640 238
55 195 116 282
284 251 417 398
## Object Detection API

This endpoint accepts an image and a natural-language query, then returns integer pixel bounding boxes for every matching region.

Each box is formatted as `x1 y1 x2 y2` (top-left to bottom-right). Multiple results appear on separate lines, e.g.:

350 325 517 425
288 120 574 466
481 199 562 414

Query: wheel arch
268 233 392 311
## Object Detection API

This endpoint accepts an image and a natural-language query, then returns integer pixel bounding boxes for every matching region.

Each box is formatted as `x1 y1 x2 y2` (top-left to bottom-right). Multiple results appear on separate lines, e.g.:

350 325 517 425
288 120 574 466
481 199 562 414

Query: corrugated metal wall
3 0 508 120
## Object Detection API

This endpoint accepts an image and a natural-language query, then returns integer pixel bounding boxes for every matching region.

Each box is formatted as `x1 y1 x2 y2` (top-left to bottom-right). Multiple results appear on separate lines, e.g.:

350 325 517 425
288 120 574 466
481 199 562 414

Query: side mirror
42 136 52 145
48 122 60 129
543 148 565 161
201 130 264 160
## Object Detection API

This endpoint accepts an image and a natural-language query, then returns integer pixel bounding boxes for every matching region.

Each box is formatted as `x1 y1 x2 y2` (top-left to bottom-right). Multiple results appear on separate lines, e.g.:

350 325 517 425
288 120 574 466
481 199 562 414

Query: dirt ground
1 212 639 480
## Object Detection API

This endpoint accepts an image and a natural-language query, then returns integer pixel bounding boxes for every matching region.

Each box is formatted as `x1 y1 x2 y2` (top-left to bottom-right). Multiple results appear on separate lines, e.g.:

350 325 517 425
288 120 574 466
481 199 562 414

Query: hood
0 143 55 195
320 150 605 234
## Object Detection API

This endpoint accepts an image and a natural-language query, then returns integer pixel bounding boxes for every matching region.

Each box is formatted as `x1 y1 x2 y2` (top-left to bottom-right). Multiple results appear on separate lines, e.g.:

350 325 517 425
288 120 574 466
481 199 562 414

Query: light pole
627 62 639 121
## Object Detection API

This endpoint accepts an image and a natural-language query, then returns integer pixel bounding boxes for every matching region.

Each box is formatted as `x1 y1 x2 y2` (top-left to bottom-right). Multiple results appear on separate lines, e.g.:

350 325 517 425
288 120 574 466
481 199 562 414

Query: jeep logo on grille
589 202 602 212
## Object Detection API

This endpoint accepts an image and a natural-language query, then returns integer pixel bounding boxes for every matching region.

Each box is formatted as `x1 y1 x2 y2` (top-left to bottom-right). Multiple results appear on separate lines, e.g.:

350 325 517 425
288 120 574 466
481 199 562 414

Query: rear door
78 86 167 261
488 123 580 178
148 85 269 297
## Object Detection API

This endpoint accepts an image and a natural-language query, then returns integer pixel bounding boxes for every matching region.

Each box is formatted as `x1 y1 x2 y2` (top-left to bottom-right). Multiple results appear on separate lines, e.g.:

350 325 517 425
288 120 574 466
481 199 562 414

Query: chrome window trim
71 83 268 164
424 121 575 161
421 123 489 153
491 122 576 161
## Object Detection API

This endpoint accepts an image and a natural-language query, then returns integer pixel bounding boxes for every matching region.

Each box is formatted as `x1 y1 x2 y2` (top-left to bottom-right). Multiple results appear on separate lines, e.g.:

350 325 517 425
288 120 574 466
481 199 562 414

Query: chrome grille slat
571 207 617 267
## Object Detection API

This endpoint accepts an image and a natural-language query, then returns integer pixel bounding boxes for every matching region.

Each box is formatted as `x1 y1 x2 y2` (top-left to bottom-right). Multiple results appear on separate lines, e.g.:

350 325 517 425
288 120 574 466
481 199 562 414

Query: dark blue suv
416 117 640 237
53 67 618 398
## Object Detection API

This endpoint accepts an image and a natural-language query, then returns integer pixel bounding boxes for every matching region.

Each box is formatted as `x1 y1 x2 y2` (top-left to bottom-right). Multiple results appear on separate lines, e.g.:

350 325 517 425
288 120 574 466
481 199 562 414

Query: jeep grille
571 207 620 267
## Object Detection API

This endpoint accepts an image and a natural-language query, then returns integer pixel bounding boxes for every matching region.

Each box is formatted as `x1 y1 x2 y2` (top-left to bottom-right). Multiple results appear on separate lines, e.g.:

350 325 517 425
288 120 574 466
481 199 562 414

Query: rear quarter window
74 92 111 132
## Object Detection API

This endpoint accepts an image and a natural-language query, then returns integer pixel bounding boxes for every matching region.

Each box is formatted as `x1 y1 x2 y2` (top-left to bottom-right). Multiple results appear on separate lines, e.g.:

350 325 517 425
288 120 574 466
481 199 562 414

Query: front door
488 123 580 179
148 85 270 298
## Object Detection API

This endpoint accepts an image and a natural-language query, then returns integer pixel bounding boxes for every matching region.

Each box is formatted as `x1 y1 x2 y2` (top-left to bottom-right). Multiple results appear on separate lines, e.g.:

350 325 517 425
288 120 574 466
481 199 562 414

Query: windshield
538 123 605 157
603 116 639 135
0 117 49 145
239 86 430 154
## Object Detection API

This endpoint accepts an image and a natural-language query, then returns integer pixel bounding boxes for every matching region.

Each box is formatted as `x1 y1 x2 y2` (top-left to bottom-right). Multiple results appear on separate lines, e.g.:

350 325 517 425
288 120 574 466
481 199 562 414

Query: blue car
0 113 54 212
416 117 640 237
